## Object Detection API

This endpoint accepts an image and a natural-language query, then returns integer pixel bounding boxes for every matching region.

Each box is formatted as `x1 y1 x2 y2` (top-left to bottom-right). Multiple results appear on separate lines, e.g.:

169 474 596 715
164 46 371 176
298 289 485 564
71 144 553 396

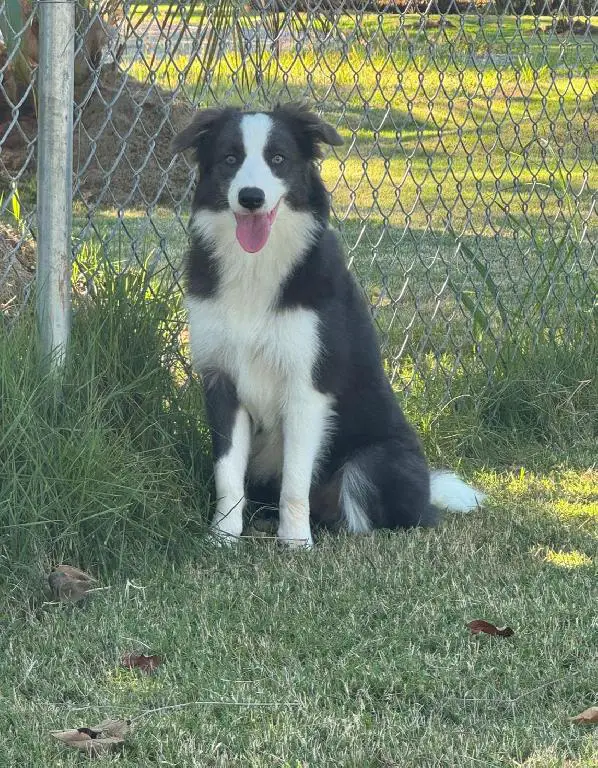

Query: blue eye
225 155 237 165
271 154 285 165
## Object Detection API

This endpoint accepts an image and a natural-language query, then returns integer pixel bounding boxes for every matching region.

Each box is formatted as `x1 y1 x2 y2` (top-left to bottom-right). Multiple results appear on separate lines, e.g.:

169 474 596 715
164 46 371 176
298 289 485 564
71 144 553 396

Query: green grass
1 217 596 768
1 12 597 765
0 268 211 584
0 472 596 766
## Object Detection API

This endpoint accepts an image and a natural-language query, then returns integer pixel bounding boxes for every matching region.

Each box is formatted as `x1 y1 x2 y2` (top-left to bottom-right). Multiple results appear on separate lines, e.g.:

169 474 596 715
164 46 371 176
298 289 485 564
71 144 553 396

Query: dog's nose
238 187 265 211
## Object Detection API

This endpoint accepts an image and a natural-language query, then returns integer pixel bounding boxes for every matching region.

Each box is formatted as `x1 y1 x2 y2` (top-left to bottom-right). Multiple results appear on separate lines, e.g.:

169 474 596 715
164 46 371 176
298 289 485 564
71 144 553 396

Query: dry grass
0 219 35 316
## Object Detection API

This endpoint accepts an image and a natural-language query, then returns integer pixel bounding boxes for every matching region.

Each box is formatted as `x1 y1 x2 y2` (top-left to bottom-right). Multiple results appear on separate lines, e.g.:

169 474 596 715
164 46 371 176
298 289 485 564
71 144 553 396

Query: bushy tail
430 470 485 513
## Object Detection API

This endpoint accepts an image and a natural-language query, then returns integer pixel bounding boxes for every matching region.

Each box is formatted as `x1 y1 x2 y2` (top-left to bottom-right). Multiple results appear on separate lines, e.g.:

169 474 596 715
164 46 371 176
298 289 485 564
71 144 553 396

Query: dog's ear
276 102 343 154
171 108 225 154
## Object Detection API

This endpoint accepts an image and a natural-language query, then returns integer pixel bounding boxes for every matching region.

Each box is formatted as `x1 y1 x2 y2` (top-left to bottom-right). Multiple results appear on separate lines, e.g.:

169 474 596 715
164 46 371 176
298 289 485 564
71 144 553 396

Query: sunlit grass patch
553 500 598 521
102 668 166 695
481 468 598 506
540 548 593 568
1 456 597 765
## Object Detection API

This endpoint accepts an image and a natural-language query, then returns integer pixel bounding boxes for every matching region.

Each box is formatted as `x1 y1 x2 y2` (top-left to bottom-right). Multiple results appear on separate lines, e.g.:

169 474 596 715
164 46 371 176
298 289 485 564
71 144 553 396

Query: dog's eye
271 154 285 165
224 155 238 165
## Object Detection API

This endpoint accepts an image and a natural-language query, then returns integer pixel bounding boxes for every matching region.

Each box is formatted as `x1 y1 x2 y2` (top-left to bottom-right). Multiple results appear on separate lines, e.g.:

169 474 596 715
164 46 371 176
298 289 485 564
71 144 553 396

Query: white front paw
277 501 313 549
277 522 314 549
210 504 243 545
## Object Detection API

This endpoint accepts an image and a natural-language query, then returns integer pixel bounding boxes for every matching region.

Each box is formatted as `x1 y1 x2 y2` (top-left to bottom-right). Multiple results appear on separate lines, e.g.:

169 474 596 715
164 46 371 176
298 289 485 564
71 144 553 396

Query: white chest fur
186 206 332 490
187 205 322 427
187 292 321 433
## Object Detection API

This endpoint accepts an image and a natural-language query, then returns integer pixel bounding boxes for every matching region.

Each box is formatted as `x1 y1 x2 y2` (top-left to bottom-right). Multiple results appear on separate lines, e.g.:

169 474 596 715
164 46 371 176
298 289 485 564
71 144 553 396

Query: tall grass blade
457 240 509 328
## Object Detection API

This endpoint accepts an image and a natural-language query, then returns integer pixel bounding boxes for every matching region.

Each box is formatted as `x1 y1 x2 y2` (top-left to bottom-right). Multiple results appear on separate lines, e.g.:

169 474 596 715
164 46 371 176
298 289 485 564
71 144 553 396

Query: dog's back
173 103 484 547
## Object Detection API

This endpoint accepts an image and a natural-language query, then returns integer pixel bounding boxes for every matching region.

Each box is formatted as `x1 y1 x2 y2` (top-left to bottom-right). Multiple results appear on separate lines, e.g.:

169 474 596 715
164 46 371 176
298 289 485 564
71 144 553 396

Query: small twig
510 673 577 703
446 670 583 707
41 585 112 607
45 699 302 720
130 699 302 721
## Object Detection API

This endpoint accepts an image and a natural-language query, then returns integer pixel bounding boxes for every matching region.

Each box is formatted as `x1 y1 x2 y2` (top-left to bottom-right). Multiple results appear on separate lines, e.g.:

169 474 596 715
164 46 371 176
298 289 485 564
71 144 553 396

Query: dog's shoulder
278 225 349 311
186 233 219 298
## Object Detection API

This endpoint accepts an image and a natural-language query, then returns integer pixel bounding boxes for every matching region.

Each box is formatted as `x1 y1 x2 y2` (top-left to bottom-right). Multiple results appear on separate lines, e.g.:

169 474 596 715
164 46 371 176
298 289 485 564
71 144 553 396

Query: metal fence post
36 0 76 372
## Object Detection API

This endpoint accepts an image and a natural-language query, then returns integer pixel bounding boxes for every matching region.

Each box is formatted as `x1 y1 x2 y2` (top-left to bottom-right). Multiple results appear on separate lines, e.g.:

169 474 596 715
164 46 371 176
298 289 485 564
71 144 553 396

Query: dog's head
172 103 343 254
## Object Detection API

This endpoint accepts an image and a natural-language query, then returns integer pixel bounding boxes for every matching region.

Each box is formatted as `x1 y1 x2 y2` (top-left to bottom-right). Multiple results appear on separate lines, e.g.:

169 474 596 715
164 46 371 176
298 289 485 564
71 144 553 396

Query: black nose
238 187 265 211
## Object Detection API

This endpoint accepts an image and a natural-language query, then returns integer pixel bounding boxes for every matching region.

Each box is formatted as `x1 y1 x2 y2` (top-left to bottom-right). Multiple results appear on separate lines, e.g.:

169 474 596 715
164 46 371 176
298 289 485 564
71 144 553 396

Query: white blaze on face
228 113 287 254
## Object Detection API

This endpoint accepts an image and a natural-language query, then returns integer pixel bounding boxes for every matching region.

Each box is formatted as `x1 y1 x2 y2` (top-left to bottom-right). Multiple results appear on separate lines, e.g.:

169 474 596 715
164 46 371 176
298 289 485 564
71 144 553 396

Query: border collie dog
172 102 485 548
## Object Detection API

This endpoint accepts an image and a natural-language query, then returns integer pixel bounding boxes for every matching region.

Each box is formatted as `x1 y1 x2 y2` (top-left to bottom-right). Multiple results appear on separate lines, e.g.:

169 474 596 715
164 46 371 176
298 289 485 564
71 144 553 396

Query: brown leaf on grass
570 706 598 724
467 620 514 637
90 719 131 739
121 652 162 674
51 724 126 756
47 564 97 603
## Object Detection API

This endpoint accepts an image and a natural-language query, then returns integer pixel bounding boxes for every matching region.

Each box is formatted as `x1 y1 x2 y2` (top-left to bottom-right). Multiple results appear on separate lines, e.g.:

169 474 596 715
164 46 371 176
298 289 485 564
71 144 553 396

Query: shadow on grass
1 221 595 609
0 270 214 605
67 216 596 469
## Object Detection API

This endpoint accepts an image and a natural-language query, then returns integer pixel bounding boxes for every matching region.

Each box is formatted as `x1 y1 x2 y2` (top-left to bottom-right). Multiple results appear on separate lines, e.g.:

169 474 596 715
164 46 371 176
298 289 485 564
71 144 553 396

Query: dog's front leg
278 388 331 549
204 371 251 544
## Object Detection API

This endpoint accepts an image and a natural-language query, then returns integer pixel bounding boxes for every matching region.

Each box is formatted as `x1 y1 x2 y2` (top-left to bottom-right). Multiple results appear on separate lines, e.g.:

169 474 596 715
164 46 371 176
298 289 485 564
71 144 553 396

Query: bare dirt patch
0 61 194 209
72 69 194 209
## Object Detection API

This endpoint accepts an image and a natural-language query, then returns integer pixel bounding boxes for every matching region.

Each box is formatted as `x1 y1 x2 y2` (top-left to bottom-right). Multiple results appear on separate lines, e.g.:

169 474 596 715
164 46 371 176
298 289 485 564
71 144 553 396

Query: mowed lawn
1 11 597 768
1 466 597 766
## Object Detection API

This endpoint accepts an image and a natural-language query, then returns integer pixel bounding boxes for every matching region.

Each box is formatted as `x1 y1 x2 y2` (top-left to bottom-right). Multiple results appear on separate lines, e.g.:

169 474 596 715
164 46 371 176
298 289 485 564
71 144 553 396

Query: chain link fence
1 0 596 398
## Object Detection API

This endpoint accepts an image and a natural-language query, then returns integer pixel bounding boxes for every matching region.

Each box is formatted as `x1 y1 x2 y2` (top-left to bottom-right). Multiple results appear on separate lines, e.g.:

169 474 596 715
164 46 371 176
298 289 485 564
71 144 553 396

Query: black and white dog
172 102 484 548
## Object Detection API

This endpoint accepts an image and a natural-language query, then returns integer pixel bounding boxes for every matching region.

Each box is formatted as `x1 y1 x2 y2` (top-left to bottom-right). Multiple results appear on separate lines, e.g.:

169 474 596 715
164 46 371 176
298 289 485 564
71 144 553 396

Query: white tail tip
430 470 486 513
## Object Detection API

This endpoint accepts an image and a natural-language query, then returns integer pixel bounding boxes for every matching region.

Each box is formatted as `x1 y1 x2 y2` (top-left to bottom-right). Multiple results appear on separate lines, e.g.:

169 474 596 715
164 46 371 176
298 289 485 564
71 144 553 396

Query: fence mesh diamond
1 0 596 402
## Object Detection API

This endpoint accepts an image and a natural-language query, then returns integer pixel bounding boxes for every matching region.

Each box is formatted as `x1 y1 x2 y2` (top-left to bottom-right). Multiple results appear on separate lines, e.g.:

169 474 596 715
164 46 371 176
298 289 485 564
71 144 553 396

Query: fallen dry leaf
51 718 131 755
467 619 514 637
51 727 124 756
121 652 162 674
48 564 96 603
90 719 131 739
570 706 598 724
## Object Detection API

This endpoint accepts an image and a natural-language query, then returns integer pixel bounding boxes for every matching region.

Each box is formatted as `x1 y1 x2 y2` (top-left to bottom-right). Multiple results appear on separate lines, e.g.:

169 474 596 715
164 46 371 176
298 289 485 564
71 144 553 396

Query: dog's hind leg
313 442 437 533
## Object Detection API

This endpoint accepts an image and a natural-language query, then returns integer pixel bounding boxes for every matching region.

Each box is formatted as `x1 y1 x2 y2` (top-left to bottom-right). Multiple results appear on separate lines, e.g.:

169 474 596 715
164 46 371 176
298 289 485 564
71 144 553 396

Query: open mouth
234 202 280 254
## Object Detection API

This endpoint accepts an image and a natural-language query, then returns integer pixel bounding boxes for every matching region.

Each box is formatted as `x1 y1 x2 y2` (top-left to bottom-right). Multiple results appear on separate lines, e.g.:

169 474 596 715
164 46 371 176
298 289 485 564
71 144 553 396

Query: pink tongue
235 213 272 253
